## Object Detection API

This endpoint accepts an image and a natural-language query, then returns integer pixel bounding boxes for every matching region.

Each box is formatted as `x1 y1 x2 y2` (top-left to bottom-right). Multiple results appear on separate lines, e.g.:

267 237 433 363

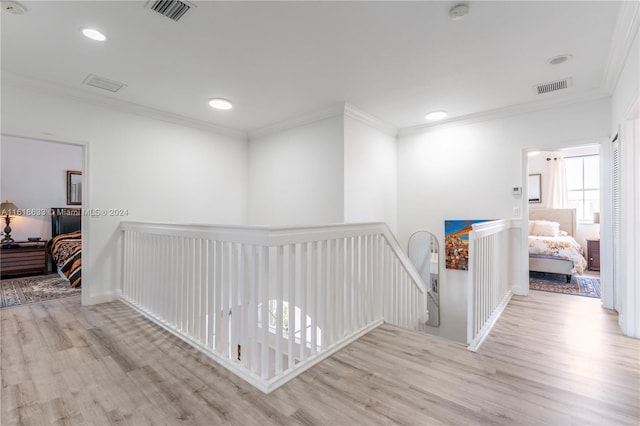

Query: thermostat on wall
512 186 522 195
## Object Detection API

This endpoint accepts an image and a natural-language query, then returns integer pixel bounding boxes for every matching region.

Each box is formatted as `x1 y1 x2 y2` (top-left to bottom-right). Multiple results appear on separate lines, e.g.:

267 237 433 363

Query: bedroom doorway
525 142 603 301
0 134 86 307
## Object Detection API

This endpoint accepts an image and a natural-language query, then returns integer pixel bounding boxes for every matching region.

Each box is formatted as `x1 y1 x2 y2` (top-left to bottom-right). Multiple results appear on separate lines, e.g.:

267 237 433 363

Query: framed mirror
528 173 541 203
408 231 440 327
67 171 82 205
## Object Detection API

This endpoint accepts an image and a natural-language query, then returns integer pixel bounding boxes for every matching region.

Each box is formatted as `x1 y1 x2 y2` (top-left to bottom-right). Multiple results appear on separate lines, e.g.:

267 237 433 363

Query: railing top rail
120 220 427 294
121 221 388 244
121 220 385 232
469 219 515 239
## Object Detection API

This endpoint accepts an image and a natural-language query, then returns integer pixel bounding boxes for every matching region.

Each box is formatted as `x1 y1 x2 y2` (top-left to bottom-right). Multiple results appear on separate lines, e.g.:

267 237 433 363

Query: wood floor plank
1 291 638 425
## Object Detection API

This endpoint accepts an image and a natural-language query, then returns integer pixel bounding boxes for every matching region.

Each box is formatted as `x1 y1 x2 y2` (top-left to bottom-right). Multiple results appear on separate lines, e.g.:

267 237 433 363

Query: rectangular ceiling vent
83 74 127 93
534 77 573 95
146 0 194 22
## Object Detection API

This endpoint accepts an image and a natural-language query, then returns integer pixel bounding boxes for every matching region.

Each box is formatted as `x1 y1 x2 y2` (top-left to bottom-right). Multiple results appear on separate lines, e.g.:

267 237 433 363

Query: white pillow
530 220 561 237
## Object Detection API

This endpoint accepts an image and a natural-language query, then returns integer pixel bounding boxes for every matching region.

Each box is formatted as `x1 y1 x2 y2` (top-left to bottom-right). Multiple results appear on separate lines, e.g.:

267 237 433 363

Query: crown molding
1 72 248 140
602 1 639 94
248 102 398 140
248 103 345 140
397 90 610 138
343 102 398 137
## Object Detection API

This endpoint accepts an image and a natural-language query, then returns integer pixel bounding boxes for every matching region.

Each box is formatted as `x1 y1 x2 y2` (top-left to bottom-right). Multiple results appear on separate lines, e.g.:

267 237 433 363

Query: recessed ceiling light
425 111 448 121
82 28 106 41
208 98 233 110
548 54 572 65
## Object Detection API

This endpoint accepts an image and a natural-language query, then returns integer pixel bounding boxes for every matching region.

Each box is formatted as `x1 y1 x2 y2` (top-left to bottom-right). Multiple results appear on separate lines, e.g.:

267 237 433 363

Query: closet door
611 136 620 311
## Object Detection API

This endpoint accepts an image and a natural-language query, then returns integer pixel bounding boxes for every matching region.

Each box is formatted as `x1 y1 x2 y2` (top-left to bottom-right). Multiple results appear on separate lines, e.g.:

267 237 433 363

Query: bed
47 207 82 288
528 208 587 283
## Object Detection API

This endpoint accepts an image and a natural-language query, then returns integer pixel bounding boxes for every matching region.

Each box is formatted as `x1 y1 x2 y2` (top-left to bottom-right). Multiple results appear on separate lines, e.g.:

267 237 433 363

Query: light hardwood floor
1 290 638 425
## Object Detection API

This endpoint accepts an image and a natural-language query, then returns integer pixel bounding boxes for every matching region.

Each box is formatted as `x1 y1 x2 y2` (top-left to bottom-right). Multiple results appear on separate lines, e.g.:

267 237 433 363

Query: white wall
1 83 249 305
527 150 555 209
397 98 611 343
344 116 397 233
248 116 344 225
1 136 82 241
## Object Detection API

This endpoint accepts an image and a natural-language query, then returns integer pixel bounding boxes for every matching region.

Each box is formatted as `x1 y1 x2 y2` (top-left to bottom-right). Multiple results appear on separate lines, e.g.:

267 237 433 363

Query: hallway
1 290 638 425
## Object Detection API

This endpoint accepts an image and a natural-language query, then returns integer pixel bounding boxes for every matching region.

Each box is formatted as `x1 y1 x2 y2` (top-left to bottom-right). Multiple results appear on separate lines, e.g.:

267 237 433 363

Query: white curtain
549 155 568 208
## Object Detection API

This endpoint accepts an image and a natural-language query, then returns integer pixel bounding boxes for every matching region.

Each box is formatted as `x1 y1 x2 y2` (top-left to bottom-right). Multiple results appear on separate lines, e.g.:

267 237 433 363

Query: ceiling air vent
83 74 127 93
534 77 573 95
146 0 193 21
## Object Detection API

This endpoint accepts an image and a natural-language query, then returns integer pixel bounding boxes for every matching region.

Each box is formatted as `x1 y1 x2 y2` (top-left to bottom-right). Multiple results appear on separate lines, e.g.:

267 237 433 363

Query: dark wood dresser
1 241 48 277
586 239 600 271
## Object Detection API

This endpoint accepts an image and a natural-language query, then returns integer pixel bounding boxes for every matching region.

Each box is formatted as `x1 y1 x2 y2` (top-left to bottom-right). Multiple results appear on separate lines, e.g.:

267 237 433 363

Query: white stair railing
467 219 514 352
120 222 427 393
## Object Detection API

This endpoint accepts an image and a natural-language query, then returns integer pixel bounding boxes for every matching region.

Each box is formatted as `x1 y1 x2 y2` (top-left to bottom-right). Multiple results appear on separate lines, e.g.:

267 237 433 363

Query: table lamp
1 200 19 243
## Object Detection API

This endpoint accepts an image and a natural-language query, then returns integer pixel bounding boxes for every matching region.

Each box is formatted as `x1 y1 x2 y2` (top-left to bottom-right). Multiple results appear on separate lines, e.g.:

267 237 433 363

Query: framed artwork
444 220 490 270
67 171 82 205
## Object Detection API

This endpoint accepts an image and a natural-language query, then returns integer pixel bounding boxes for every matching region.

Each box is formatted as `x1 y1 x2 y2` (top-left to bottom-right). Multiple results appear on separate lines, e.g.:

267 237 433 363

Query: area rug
529 272 601 298
0 274 80 308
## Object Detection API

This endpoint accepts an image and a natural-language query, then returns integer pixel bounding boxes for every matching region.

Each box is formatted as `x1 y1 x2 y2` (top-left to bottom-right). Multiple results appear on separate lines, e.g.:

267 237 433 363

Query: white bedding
528 235 587 275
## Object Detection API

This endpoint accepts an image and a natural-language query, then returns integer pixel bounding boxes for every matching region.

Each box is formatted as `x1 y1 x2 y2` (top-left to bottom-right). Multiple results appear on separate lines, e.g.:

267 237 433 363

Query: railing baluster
250 245 258 372
320 240 328 350
354 235 361 330
310 241 318 354
214 240 222 354
336 238 343 339
275 245 284 374
288 243 296 369
238 244 247 367
345 236 353 334
194 238 201 342
230 243 239 363
299 242 308 361
223 242 232 359
260 245 269 380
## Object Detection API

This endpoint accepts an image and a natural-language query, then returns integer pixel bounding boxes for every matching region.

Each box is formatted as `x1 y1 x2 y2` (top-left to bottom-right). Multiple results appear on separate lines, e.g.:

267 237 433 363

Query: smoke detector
1 1 26 15
548 54 573 66
449 4 469 21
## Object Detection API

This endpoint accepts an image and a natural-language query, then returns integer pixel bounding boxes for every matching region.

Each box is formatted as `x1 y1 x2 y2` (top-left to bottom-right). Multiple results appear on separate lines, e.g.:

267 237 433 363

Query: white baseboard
84 289 121 305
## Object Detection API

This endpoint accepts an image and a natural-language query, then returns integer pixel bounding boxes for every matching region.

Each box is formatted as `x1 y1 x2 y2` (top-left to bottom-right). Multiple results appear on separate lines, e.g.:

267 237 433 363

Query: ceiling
0 1 623 134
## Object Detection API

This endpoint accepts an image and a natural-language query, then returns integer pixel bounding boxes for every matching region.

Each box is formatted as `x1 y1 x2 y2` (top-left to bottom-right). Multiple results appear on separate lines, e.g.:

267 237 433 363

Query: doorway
0 134 87 306
524 143 603 300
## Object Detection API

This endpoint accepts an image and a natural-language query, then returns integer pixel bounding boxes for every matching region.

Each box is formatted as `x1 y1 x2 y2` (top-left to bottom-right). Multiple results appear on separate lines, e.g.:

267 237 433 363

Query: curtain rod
547 153 598 161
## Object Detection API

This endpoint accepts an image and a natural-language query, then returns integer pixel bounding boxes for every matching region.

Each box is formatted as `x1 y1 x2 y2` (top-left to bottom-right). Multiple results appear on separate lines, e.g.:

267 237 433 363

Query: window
565 155 599 221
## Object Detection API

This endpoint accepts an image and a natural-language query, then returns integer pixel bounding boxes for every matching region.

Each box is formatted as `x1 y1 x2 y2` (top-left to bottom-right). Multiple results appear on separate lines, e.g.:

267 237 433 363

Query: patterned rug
529 272 601 298
0 274 81 308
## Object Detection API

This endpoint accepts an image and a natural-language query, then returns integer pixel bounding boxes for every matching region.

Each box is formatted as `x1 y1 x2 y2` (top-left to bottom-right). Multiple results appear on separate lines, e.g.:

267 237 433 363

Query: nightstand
586 239 600 271
0 241 49 277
